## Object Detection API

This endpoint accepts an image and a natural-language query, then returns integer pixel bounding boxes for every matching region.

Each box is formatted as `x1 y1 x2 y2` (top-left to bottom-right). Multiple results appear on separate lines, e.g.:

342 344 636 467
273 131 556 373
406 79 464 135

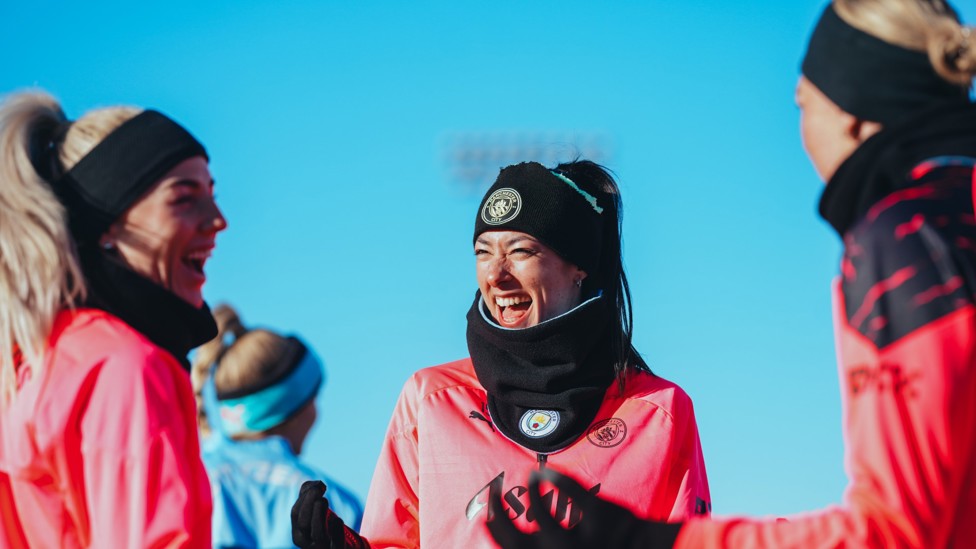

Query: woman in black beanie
292 160 711 548
488 1 976 547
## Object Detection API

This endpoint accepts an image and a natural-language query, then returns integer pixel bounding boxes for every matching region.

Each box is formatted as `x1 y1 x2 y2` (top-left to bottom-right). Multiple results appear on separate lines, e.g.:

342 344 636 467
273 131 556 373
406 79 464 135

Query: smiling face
101 156 227 307
475 230 586 328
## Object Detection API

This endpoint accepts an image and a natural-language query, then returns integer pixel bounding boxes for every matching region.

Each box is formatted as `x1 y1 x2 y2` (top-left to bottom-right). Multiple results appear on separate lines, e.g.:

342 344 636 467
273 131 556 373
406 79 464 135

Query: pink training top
361 359 710 549
0 309 212 548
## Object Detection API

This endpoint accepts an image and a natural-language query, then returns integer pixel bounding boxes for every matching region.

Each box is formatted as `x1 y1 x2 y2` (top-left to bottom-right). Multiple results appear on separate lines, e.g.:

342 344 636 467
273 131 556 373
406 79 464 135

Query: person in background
0 90 225 547
291 160 711 548
487 0 976 547
192 304 363 549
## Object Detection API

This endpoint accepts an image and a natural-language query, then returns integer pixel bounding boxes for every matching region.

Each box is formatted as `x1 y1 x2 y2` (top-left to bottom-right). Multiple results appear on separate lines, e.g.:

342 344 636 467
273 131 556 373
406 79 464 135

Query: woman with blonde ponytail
489 1 976 548
0 89 226 547
190 304 363 549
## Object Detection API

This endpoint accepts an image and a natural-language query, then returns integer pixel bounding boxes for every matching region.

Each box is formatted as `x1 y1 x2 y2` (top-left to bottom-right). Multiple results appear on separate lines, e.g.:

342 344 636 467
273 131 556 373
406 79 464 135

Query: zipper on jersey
537 453 548 470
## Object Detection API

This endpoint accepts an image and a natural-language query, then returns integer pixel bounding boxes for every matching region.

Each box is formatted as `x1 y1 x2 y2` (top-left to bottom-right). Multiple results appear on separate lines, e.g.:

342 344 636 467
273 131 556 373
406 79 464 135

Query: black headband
473 162 604 274
55 110 207 243
802 4 969 125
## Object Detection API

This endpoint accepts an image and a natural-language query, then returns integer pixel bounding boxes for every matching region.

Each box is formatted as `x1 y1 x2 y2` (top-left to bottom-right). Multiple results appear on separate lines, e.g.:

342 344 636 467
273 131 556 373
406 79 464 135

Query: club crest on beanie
473 162 604 274
482 188 522 225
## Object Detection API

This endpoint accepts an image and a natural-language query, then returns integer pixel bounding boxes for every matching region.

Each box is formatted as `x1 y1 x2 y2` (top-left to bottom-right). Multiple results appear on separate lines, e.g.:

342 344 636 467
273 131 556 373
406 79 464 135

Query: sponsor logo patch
481 188 522 225
519 409 559 438
848 362 920 397
466 471 601 528
586 418 627 448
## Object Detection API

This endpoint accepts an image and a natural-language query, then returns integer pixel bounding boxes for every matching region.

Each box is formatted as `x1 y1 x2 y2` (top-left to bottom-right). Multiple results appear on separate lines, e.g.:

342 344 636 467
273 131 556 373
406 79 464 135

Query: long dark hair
552 160 650 387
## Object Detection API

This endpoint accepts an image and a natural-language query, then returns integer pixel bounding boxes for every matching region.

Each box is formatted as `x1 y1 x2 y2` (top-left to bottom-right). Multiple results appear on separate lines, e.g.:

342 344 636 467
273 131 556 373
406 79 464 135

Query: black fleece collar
466 291 614 453
80 246 217 370
820 101 976 237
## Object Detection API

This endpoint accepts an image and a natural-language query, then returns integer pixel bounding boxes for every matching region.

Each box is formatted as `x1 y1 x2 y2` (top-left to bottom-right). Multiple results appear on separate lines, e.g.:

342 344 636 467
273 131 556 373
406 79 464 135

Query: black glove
486 469 682 549
292 480 371 549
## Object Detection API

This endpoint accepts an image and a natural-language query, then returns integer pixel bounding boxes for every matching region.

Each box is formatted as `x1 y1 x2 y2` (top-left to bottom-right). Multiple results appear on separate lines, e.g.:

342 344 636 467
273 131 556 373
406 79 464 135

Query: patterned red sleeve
676 165 976 548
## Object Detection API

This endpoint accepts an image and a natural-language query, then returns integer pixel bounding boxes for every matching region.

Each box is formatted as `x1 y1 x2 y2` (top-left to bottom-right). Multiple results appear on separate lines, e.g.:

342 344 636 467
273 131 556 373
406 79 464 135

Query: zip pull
537 453 548 470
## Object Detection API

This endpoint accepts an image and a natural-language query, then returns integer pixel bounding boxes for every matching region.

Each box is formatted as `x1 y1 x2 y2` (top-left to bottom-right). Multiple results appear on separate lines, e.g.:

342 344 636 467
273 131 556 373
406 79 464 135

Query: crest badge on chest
519 409 560 438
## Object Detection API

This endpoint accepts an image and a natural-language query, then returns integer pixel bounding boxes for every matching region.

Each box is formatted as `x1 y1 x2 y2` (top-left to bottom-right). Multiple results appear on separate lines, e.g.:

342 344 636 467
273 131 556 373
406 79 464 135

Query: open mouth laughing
494 295 532 327
183 248 212 277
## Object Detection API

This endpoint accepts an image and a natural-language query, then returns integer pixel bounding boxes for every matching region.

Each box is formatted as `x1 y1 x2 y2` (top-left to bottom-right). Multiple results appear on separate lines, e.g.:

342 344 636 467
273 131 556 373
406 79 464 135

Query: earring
102 241 115 251
574 278 582 288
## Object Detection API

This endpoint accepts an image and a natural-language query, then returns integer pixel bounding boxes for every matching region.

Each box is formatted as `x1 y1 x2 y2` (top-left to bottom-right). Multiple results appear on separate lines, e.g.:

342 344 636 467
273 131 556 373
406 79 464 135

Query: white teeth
186 250 212 261
495 296 530 308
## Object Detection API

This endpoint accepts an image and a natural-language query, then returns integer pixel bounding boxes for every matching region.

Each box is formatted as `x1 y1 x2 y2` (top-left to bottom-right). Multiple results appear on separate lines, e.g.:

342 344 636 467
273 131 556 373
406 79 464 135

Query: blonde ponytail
0 91 84 404
190 304 306 437
0 91 141 404
191 304 247 435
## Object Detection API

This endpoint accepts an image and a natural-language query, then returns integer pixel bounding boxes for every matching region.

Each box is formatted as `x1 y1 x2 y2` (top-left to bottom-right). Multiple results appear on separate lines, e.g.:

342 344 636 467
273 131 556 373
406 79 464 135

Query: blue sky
5 0 974 518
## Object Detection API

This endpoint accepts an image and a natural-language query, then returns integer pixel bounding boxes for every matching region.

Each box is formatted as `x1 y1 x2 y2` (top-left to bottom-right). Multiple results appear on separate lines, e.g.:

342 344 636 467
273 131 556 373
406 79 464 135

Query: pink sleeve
662 392 712 522
360 376 421 549
676 305 976 548
79 349 212 548
0 471 28 549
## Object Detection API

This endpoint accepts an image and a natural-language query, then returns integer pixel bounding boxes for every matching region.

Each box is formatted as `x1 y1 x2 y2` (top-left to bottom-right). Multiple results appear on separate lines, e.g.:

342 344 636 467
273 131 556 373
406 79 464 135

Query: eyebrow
168 178 214 190
474 235 535 247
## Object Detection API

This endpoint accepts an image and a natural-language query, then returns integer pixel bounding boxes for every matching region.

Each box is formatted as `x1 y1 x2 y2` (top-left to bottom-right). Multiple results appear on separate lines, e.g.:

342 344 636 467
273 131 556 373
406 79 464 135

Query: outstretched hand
292 480 371 549
486 468 682 549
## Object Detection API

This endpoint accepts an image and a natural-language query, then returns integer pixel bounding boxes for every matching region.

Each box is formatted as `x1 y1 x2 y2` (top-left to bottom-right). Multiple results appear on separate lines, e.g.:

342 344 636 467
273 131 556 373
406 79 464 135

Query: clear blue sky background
5 0 974 519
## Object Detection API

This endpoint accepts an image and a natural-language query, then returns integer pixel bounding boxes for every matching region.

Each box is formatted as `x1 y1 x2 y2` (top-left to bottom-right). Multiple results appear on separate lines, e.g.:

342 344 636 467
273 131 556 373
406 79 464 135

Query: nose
484 256 511 287
203 198 228 233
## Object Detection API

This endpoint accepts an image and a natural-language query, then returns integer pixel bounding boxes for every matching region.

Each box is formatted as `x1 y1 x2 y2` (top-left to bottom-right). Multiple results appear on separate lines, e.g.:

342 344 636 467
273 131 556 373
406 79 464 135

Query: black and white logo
481 188 522 225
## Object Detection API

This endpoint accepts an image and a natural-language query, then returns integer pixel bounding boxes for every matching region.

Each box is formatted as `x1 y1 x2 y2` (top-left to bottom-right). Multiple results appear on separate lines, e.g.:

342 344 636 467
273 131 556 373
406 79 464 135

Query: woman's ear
847 116 883 144
575 269 588 287
98 223 120 251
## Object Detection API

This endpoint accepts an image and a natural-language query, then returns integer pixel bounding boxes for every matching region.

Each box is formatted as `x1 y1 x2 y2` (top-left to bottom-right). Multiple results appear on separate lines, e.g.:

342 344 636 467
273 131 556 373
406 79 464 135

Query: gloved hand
486 468 683 549
292 480 371 549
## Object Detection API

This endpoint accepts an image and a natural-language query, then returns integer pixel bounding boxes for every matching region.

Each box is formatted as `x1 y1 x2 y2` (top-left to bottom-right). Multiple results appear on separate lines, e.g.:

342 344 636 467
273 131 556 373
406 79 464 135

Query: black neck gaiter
820 101 976 236
466 292 615 453
79 246 217 370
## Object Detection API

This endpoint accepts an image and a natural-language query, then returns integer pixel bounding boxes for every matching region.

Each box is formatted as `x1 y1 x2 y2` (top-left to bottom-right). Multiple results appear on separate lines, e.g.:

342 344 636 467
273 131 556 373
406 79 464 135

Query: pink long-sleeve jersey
361 359 711 548
0 309 212 548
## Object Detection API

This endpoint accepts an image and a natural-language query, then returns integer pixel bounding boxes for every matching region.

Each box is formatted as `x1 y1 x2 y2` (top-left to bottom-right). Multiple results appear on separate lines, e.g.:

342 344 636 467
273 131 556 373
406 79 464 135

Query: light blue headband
216 348 325 436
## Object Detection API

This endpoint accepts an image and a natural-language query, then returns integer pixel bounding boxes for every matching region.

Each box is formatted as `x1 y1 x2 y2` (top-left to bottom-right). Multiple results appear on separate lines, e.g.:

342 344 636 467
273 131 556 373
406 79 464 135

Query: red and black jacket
677 103 976 547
